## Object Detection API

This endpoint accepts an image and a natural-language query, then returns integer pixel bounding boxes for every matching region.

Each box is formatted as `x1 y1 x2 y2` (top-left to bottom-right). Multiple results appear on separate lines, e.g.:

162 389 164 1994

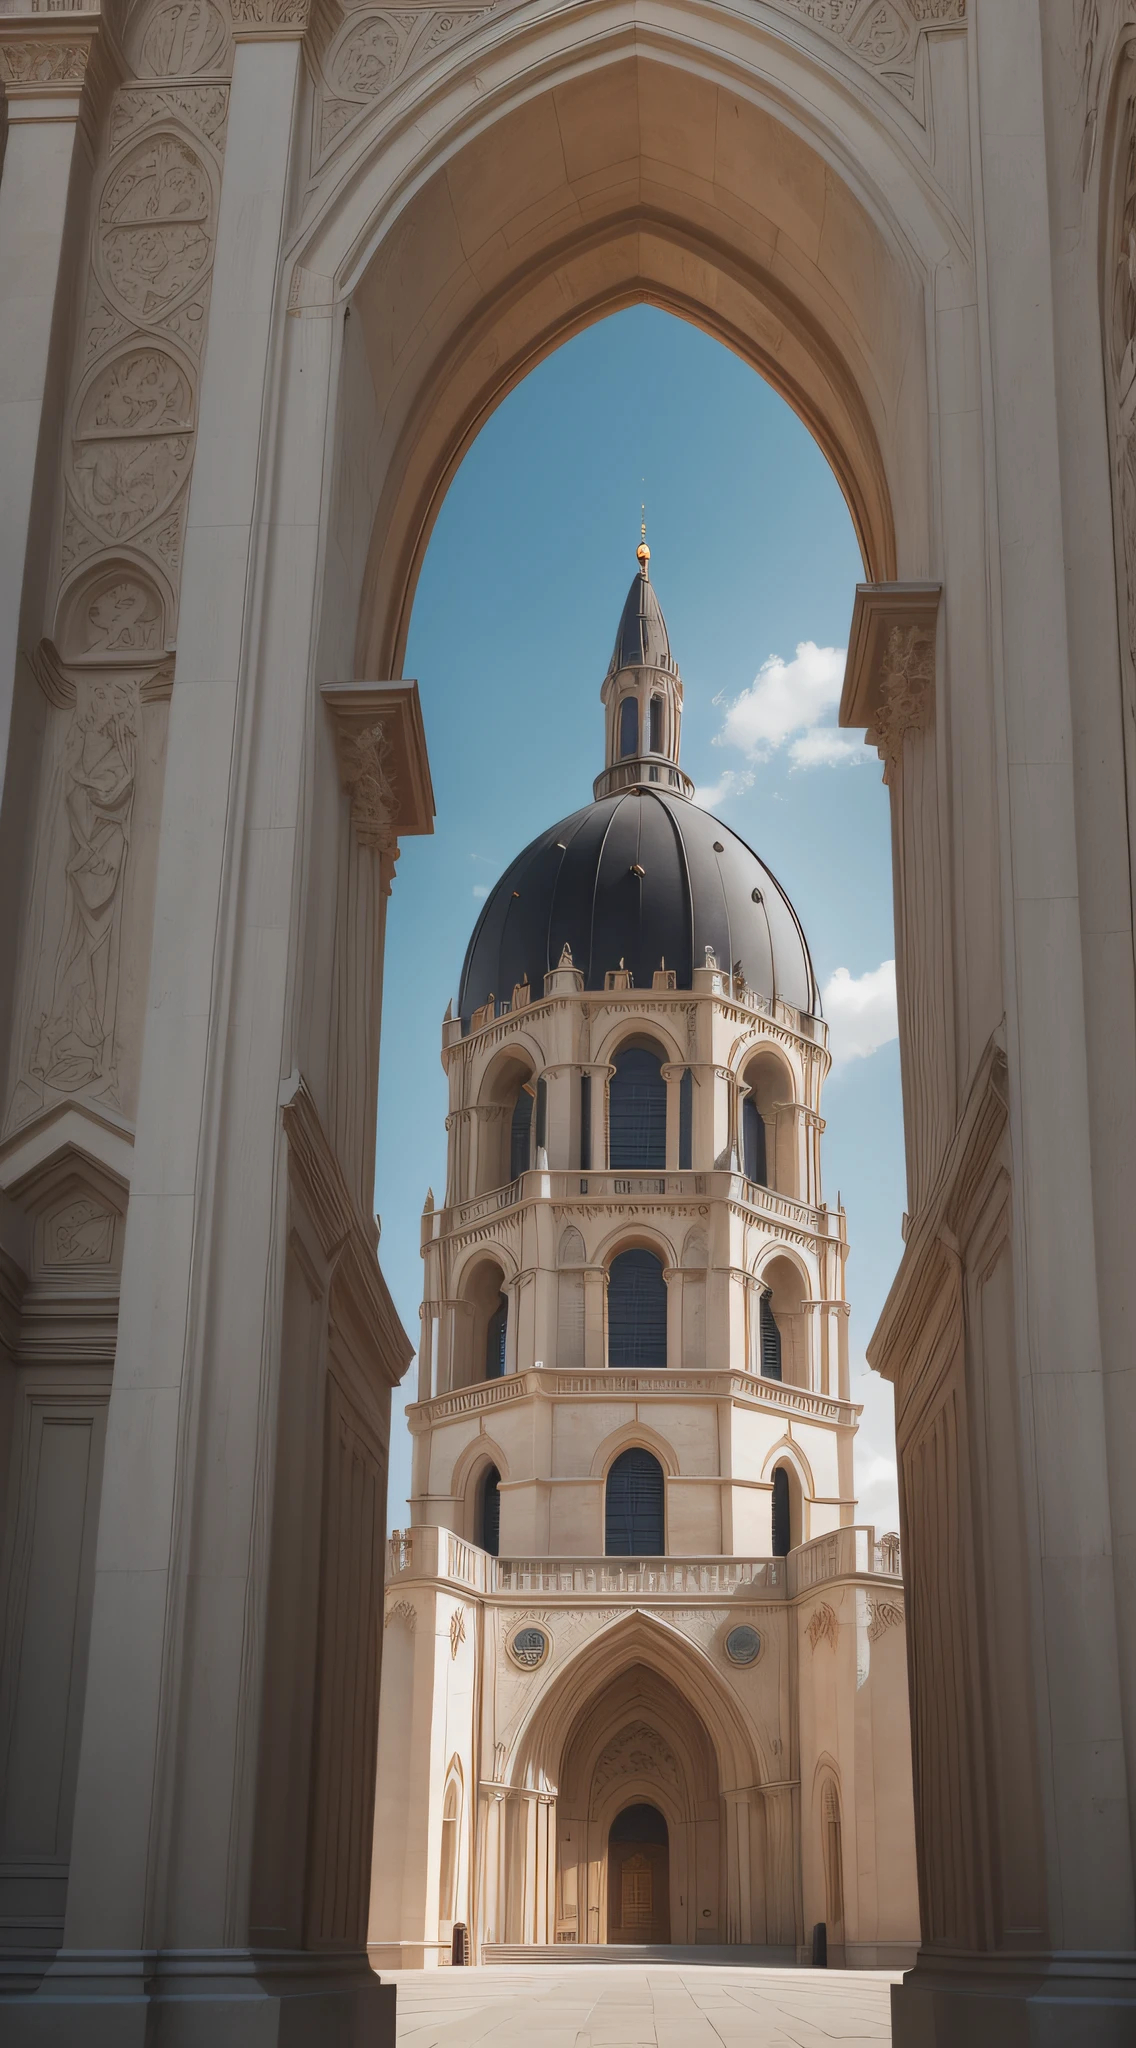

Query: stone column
5 5 429 2037
723 1790 754 1944
0 10 105 787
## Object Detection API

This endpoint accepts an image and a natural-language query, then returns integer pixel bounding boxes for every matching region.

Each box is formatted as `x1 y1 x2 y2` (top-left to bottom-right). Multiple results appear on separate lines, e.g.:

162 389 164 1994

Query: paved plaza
388 1964 898 2046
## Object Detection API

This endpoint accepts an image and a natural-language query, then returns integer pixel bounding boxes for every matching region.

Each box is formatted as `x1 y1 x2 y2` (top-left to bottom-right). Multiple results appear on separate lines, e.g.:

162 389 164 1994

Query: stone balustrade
386 1526 902 1598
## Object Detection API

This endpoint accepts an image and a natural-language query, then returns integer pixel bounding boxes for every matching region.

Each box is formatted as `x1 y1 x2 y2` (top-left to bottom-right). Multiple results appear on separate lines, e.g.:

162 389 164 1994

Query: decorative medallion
508 1624 550 1669
724 1624 762 1666
96 135 213 323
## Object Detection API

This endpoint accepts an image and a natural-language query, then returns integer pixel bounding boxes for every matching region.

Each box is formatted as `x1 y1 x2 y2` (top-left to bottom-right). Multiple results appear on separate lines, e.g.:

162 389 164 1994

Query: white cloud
821 959 898 1066
692 766 755 808
789 727 865 769
472 884 489 899
714 641 864 771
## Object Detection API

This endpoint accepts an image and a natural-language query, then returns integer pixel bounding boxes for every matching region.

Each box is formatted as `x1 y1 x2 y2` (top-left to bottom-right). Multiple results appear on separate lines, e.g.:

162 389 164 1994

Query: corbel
839 582 942 779
321 680 435 894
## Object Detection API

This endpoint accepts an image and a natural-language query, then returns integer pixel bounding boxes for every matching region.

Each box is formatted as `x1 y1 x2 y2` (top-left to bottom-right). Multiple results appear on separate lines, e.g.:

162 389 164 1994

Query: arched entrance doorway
607 1804 670 1945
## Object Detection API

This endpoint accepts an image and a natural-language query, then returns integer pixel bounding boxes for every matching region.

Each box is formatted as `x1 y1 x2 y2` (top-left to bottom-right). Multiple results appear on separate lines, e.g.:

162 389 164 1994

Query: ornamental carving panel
43 1197 117 1268
72 348 194 543
773 0 965 105
0 40 92 86
96 135 214 322
137 0 231 78
313 4 496 162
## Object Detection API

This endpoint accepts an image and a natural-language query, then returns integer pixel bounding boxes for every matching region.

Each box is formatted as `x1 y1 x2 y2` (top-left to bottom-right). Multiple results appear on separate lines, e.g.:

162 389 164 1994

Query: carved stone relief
42 1197 117 1270
770 0 965 106
590 1720 681 1810
3 0 232 1145
311 5 496 162
806 1601 838 1651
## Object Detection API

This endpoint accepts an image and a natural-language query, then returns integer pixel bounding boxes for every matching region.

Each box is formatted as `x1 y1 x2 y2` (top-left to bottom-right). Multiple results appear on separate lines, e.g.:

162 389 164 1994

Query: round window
509 1625 550 1669
725 1624 762 1666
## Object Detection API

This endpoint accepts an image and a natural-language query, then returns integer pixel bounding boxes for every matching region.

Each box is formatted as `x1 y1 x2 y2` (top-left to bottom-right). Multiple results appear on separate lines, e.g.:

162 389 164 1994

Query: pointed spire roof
607 548 673 675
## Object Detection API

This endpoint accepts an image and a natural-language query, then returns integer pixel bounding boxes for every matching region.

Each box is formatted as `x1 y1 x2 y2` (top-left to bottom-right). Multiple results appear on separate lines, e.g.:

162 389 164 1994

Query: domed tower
371 551 916 1973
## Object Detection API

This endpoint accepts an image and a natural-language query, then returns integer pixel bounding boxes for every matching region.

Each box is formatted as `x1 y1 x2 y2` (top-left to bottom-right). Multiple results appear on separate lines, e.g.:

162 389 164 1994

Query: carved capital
0 13 106 120
321 681 434 891
839 581 941 782
227 0 310 40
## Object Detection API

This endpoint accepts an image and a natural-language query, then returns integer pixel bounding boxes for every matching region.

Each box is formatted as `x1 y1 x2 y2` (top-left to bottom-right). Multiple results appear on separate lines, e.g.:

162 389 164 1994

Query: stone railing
409 1367 853 1429
387 1524 492 1592
388 1525 900 1599
444 1167 835 1242
493 1556 782 1595
787 1525 903 1595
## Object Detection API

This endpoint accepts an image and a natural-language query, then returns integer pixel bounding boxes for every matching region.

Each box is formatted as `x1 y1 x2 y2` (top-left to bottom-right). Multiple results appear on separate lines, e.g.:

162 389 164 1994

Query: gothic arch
511 1606 768 1795
589 1421 680 1481
759 1434 816 1500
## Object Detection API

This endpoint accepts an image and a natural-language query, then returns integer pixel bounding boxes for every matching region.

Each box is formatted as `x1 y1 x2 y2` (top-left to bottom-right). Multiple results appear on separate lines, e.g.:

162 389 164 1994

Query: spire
594 539 695 802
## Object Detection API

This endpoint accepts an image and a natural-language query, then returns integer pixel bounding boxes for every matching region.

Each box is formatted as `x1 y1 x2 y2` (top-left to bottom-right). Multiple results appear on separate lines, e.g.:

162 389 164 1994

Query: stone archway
2 5 1134 2044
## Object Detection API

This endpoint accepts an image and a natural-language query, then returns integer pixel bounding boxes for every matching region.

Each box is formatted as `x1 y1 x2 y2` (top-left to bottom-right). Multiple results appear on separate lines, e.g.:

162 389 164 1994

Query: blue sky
376 305 904 1536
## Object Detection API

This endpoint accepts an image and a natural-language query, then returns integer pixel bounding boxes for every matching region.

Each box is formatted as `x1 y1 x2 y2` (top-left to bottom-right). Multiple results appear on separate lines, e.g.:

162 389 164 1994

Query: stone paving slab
384 1964 898 2046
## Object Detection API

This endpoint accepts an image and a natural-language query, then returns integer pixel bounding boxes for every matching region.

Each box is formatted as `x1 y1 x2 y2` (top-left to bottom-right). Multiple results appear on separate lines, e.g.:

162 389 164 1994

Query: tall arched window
760 1292 782 1380
822 1779 844 1934
649 694 664 752
439 1771 461 1925
479 1466 501 1556
609 1047 666 1169
742 1095 767 1184
619 696 638 757
772 1465 791 1558
510 1086 533 1180
608 1249 667 1367
485 1294 508 1379
605 1447 665 1555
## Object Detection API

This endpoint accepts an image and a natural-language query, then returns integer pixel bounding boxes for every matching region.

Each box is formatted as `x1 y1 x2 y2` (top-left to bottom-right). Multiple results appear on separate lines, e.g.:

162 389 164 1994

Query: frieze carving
111 82 230 149
806 1601 838 1651
0 39 92 85
229 0 311 32
870 625 935 772
313 4 495 161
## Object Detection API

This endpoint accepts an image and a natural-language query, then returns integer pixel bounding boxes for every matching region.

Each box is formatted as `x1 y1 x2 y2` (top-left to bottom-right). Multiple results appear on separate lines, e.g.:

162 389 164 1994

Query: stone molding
321 680 435 892
280 1069 412 1390
0 9 112 126
227 0 311 40
839 580 941 780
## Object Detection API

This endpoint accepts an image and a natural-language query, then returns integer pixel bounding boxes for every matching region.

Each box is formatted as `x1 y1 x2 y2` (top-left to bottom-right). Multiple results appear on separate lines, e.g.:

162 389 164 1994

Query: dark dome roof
608 570 673 674
458 788 819 1025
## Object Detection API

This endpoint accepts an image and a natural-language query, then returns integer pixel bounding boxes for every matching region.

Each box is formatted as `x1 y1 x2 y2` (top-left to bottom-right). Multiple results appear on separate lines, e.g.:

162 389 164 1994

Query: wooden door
607 1840 670 1942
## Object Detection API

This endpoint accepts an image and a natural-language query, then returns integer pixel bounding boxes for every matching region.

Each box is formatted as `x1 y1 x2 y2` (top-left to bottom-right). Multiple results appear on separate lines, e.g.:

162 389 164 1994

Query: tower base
0 1948 394 2047
891 1951 1136 2047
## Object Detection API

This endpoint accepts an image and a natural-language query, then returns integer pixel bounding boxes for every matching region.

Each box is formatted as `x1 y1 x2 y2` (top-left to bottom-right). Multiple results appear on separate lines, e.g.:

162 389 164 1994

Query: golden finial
636 502 650 577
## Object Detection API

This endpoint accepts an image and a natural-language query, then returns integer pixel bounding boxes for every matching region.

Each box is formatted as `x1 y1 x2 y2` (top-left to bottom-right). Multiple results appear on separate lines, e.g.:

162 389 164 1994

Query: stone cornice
839 580 942 780
321 680 434 893
0 7 117 130
407 1365 859 1431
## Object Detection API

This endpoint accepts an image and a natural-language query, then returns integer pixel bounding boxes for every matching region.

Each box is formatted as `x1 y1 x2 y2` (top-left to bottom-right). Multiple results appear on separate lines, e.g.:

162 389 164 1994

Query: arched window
485 1294 508 1379
759 1292 782 1380
608 1249 667 1367
649 694 664 752
479 1466 501 1556
439 1771 461 1925
772 1465 791 1558
510 1086 533 1180
619 696 638 757
742 1095 767 1184
605 1447 665 1555
822 1779 844 1934
608 1047 666 1169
